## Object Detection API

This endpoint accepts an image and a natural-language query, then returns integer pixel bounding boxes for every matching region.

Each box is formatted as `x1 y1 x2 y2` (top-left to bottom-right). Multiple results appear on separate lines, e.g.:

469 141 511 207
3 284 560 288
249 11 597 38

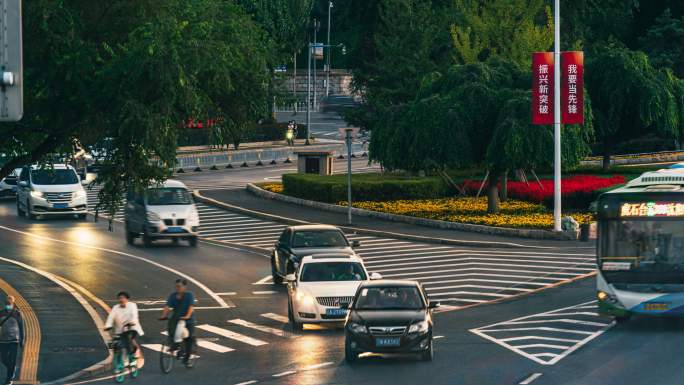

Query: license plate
325 308 347 317
53 203 68 209
167 227 184 233
644 302 669 311
375 337 400 347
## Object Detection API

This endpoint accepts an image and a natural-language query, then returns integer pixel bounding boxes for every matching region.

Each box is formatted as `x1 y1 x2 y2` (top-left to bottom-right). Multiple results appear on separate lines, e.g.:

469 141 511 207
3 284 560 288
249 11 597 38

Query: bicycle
106 325 140 383
159 318 196 374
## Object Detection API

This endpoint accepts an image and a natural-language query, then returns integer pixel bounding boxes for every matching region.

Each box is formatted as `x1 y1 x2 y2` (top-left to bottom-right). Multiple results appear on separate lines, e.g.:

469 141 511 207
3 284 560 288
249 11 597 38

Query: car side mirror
340 302 350 310
428 301 441 309
352 240 361 248
18 181 27 187
370 272 382 280
285 274 296 282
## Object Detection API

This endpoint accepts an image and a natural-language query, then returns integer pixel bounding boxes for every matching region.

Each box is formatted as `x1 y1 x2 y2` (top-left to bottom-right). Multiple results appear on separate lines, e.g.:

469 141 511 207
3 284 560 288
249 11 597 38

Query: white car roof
151 179 188 189
29 164 74 170
300 255 365 264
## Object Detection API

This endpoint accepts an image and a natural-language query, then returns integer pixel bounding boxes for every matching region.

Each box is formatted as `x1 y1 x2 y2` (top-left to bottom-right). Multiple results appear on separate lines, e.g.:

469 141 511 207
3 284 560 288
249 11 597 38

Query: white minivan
16 164 89 219
124 180 200 247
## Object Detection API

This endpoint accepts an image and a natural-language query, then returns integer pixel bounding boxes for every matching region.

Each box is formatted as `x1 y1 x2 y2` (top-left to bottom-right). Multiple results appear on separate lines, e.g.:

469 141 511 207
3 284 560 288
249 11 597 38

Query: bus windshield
600 219 684 284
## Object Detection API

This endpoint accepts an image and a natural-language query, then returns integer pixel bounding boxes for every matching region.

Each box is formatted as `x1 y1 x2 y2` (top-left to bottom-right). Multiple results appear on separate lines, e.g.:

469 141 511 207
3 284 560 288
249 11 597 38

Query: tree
450 0 553 67
639 9 684 78
0 0 271 217
586 42 681 170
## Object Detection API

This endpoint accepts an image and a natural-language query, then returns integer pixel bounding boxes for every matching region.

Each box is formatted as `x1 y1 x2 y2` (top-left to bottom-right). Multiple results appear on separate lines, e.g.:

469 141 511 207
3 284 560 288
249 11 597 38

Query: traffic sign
0 0 22 121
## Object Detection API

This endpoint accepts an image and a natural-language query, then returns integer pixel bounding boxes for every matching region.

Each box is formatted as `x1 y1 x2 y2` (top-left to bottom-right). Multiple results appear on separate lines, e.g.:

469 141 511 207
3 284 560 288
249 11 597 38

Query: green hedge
282 173 448 203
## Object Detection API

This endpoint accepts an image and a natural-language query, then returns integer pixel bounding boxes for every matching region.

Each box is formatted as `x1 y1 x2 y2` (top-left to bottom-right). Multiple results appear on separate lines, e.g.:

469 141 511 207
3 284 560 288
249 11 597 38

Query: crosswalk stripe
196 324 268 346
197 340 235 353
228 319 297 338
261 313 288 323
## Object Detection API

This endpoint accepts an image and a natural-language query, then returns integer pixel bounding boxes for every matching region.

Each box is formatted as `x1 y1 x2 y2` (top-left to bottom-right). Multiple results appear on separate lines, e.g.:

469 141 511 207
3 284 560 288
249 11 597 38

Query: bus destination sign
620 202 684 217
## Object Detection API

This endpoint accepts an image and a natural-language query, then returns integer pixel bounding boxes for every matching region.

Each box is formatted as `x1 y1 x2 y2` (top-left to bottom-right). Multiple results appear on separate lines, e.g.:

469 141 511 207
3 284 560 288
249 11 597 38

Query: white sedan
287 254 381 331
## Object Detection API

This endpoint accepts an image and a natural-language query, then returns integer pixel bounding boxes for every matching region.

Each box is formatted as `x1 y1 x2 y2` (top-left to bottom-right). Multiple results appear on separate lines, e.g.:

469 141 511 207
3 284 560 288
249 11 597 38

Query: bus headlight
597 291 617 304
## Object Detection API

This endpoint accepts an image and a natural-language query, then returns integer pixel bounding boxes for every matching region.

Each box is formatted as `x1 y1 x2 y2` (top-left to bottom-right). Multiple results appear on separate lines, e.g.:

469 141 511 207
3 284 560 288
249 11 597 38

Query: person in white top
104 292 144 357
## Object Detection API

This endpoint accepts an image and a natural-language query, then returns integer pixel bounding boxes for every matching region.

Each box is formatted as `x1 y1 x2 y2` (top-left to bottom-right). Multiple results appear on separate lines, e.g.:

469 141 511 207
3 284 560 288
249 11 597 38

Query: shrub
463 174 625 210
282 173 448 203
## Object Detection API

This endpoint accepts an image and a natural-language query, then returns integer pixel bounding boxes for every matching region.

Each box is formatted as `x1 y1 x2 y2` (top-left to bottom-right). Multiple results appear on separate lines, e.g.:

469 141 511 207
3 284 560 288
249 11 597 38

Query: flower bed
463 174 625 209
260 182 284 194
349 197 594 229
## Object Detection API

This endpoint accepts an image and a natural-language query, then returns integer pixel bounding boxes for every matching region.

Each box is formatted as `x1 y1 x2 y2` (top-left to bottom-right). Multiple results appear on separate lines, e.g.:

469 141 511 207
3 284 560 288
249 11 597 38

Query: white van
124 180 200 247
16 164 89 219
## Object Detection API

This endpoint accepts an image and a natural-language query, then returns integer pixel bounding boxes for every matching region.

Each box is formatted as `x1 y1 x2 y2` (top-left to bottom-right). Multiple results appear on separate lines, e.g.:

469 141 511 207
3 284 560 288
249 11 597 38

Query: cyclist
160 279 195 366
104 292 143 359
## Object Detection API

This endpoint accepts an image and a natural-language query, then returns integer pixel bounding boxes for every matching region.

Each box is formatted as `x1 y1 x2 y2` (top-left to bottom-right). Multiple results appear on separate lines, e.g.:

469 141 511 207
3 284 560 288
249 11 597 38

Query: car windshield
300 262 367 282
146 187 192 205
354 287 424 310
600 219 684 283
31 169 79 185
292 230 348 248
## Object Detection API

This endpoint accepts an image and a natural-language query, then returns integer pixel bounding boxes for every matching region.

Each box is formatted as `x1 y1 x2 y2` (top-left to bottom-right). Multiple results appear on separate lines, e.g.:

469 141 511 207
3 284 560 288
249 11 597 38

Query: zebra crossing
194 204 596 307
470 301 614 365
142 312 297 356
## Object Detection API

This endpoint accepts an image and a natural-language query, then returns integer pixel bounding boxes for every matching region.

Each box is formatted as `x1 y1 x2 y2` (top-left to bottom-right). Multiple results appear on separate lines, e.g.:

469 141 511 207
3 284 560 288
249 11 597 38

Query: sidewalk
200 189 592 249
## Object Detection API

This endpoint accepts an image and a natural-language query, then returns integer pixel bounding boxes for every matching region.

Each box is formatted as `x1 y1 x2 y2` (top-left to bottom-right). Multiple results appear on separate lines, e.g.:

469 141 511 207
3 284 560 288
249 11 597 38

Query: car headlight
146 211 160 222
348 322 367 334
30 190 43 198
73 190 86 199
408 320 429 334
295 291 315 307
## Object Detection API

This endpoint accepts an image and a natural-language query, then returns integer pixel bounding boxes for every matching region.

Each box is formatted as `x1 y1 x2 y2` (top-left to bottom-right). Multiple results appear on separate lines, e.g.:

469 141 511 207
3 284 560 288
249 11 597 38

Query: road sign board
0 0 22 121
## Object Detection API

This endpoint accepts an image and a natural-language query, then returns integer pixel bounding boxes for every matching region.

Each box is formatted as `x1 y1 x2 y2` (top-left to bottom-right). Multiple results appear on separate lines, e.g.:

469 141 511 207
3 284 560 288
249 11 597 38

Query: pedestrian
0 296 24 385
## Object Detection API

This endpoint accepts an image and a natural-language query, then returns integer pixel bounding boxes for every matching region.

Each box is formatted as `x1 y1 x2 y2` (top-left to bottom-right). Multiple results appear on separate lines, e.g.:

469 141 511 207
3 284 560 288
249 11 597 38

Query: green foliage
282 173 448 203
451 0 553 67
639 9 684 78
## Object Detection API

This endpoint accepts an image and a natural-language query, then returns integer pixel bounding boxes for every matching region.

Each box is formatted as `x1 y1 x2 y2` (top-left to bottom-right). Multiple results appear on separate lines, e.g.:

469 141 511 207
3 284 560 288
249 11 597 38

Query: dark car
271 225 361 284
319 94 359 114
343 280 439 362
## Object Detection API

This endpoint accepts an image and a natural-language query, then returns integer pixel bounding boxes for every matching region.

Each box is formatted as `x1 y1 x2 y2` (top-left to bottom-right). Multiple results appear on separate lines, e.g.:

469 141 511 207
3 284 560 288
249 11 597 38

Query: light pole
326 1 333 97
313 19 320 111
553 0 562 232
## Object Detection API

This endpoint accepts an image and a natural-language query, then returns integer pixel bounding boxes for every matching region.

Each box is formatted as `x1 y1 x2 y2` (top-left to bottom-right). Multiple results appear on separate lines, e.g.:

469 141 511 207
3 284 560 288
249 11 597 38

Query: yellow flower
260 183 283 194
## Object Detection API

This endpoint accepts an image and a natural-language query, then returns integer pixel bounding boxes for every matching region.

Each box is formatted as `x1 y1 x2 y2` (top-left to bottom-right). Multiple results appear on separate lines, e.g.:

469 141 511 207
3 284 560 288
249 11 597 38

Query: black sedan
342 280 439 362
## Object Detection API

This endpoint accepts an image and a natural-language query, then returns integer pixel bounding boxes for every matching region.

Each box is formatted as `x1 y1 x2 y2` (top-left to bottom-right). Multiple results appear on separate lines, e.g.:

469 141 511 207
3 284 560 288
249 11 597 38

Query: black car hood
351 310 426 326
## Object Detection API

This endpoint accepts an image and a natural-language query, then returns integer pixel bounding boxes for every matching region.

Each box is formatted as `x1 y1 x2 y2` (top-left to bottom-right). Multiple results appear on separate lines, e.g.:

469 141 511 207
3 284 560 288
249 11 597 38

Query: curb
192 190 553 249
244 184 577 243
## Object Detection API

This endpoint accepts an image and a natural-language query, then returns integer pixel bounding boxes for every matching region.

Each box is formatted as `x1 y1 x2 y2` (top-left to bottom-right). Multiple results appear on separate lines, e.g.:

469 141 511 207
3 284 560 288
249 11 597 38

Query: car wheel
16 199 24 217
288 300 303 332
77 213 87 220
344 336 358 363
188 237 198 247
421 338 434 361
271 257 283 285
125 224 136 245
27 200 37 220
142 228 153 248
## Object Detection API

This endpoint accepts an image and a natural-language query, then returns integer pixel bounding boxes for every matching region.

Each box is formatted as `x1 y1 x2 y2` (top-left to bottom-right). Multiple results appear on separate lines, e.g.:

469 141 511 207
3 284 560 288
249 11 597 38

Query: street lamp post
553 0 562 232
326 1 333 97
313 19 320 111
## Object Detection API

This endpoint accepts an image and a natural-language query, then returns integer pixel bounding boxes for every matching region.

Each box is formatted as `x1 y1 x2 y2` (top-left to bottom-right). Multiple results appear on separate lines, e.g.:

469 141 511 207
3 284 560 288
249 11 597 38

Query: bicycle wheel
113 350 125 383
159 338 174 374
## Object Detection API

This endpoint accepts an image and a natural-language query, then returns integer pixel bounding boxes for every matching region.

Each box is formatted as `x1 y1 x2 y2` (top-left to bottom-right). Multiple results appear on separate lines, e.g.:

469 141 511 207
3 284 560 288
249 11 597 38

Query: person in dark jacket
0 296 24 385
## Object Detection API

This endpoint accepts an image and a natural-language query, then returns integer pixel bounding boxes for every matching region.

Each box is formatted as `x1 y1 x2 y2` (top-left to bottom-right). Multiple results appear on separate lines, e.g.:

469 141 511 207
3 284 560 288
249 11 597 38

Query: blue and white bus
597 168 684 321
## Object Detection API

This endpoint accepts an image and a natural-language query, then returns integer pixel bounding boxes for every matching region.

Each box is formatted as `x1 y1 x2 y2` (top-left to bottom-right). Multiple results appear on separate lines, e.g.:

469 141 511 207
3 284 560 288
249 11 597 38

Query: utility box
295 150 334 175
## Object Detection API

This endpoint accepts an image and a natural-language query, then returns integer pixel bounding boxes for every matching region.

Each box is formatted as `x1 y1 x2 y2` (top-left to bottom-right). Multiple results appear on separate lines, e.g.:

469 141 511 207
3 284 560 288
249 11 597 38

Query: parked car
286 254 381 331
124 180 200 247
16 164 88 219
0 168 22 197
271 224 361 284
319 94 359 114
343 280 440 362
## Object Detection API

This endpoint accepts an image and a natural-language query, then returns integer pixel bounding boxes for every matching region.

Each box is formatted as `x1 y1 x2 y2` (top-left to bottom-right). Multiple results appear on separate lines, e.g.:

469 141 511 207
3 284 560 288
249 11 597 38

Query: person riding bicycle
104 292 144 360
160 279 195 365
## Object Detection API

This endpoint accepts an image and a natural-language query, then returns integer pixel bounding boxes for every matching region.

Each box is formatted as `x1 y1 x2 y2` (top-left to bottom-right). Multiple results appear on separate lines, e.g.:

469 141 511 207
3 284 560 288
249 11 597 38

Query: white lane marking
428 291 509 298
235 381 258 385
373 261 595 274
199 226 285 234
252 291 277 295
400 272 566 283
422 278 550 287
196 324 268 346
365 254 595 268
0 225 230 308
382 266 586 278
253 275 273 285
513 343 570 350
197 340 235 353
302 362 334 370
501 319 611 327
433 335 445 340
228 319 297 338
499 336 581 344
359 245 450 254
272 370 296 378
211 233 282 241
426 284 534 293
261 313 289 323
519 373 543 385
216 292 237 296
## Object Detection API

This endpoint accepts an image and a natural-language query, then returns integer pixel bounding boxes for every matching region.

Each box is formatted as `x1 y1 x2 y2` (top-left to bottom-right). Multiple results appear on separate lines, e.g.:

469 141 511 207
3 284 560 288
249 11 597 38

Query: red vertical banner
561 51 584 125
532 52 554 125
